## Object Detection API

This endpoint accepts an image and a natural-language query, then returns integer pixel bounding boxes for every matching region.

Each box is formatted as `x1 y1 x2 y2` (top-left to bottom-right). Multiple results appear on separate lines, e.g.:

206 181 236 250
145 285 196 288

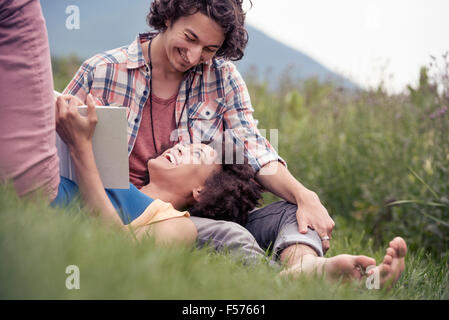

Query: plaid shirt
64 33 285 172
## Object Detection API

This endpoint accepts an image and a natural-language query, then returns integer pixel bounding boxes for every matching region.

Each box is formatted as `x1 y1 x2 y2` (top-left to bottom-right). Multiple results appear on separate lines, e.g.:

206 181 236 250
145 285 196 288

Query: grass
1 56 448 299
1 184 447 299
249 62 449 258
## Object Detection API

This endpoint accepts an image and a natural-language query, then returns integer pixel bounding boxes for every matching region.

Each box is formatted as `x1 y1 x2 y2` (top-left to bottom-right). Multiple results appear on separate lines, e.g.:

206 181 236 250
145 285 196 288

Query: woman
53 93 262 244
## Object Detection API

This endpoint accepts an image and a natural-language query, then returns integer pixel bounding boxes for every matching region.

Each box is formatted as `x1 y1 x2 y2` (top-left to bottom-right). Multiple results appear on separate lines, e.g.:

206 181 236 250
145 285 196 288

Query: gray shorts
189 200 323 264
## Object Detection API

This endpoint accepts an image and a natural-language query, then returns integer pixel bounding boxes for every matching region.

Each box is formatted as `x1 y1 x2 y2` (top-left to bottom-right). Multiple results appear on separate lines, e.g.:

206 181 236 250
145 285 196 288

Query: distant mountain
239 26 357 89
40 0 357 89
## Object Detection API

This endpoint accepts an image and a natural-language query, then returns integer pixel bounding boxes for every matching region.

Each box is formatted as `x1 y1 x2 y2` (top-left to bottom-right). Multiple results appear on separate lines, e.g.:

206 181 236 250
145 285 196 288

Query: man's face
147 143 221 194
162 12 225 72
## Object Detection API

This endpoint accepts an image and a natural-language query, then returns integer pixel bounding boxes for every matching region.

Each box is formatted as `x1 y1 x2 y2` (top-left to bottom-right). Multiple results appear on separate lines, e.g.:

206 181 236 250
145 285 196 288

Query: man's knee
247 201 324 258
246 200 299 251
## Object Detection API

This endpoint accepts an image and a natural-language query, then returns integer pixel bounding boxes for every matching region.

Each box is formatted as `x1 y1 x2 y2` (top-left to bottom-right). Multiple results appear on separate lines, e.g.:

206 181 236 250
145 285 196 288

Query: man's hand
55 93 98 152
296 190 335 254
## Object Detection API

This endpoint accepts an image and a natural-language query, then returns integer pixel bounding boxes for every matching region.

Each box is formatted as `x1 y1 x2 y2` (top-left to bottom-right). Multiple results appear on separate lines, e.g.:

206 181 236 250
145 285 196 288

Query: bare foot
324 254 376 282
368 236 407 289
280 237 407 291
280 253 376 281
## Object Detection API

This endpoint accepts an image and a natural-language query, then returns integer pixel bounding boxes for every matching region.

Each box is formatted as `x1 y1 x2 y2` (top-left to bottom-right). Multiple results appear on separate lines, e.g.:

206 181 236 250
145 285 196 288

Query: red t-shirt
129 93 177 189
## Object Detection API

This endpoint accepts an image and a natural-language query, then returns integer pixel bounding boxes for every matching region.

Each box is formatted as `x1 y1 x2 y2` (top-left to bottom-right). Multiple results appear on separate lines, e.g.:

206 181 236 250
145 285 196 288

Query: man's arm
256 161 335 252
221 62 335 252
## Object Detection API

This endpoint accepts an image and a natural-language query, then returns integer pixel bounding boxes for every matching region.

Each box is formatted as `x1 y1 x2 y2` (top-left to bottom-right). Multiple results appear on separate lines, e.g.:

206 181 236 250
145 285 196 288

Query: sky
244 0 449 93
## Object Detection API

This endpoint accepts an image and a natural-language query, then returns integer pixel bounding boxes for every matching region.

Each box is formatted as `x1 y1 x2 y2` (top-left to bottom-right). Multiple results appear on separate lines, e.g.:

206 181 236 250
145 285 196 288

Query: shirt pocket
188 98 227 142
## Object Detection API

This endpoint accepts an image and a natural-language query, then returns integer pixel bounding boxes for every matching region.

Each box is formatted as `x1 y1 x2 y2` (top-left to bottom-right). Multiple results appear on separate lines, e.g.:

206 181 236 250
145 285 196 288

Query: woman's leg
0 0 59 201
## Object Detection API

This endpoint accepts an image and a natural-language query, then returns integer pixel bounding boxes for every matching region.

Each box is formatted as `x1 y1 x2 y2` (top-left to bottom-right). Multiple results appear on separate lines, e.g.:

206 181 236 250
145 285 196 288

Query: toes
389 239 398 249
390 237 407 258
396 238 407 257
378 262 392 277
398 246 407 258
383 254 393 265
386 247 396 258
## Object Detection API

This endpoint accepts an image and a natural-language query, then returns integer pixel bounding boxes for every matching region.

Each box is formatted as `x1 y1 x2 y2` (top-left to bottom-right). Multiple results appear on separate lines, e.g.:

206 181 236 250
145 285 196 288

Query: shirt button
143 90 148 96
206 111 210 116
135 118 139 123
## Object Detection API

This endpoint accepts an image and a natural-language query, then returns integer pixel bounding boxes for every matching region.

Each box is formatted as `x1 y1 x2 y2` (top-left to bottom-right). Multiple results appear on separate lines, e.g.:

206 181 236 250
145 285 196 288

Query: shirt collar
126 33 156 70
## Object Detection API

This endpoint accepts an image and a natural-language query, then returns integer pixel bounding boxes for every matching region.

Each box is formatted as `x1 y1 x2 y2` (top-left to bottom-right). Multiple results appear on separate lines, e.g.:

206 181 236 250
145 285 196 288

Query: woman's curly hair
187 146 263 226
147 0 250 61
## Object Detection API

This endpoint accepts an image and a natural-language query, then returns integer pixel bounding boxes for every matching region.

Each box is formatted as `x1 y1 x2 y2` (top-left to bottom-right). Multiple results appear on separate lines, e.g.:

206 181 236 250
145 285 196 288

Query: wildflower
429 106 448 119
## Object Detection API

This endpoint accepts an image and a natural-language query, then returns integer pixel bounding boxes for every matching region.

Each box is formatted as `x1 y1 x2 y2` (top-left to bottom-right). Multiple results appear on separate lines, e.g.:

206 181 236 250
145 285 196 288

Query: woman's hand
55 93 98 153
56 93 124 227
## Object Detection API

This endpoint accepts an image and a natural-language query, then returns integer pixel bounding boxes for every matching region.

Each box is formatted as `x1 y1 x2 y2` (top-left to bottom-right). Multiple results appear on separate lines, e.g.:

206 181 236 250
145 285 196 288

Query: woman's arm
55 94 198 246
55 94 124 228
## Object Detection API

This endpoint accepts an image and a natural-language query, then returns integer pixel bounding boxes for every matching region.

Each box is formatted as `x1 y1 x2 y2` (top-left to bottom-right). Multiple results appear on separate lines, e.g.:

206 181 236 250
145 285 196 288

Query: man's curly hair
187 146 263 226
147 0 250 61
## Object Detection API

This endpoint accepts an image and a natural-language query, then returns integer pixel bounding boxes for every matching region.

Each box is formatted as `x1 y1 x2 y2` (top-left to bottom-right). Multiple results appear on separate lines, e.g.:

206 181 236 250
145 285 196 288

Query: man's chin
172 64 190 73
169 57 192 73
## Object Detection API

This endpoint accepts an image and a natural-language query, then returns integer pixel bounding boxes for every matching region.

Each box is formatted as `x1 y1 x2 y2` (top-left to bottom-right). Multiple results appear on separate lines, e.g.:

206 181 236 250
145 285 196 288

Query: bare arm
55 94 124 228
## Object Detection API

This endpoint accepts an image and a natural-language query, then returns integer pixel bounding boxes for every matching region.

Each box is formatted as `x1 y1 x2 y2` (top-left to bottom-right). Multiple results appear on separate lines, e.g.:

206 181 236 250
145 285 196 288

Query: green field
0 55 448 299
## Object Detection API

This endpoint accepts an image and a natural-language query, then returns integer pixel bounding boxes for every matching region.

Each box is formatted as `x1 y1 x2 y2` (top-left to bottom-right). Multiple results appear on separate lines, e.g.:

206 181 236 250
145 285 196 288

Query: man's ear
192 187 202 202
165 19 171 29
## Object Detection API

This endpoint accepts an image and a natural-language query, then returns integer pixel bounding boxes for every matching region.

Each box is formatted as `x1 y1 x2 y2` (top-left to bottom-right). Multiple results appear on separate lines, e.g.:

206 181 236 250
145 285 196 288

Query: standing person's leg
0 0 59 201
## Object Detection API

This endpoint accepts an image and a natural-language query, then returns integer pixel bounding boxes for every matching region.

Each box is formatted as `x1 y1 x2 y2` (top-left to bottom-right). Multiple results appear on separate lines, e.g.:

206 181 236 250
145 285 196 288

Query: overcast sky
244 0 449 93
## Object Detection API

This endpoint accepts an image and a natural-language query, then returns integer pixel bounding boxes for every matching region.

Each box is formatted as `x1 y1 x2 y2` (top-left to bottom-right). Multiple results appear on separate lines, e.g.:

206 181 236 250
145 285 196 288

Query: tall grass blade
407 166 440 200
388 200 449 227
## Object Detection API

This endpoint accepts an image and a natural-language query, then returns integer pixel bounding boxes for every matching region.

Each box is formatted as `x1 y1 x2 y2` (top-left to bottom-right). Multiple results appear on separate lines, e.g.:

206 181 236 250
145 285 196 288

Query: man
64 0 334 268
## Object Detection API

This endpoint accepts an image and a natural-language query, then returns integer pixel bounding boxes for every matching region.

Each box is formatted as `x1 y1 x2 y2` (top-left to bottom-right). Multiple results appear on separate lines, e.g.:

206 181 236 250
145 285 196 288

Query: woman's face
147 143 221 192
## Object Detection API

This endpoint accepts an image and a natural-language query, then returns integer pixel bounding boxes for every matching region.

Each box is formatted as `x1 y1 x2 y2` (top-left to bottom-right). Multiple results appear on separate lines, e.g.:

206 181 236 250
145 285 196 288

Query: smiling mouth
177 48 189 64
164 152 179 166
